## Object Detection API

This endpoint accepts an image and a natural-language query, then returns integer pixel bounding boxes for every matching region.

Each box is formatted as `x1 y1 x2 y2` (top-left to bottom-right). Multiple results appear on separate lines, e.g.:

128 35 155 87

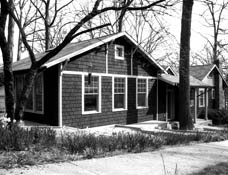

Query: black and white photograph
1 0 228 174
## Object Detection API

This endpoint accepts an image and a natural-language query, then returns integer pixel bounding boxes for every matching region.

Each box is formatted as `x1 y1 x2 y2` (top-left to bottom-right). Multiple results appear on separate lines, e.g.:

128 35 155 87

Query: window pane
15 75 24 102
34 75 43 112
84 75 99 112
138 94 146 107
26 90 33 110
84 94 98 111
137 79 147 107
117 47 123 57
114 94 124 109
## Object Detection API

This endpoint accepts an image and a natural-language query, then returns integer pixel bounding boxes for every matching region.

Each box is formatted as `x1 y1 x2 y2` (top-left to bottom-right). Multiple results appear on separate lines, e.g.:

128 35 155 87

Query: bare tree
4 0 173 122
0 0 15 122
179 0 194 130
199 0 228 64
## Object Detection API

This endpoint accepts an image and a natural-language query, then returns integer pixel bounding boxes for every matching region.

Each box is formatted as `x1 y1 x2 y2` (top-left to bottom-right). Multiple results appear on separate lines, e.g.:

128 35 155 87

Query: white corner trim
58 64 63 127
106 44 109 74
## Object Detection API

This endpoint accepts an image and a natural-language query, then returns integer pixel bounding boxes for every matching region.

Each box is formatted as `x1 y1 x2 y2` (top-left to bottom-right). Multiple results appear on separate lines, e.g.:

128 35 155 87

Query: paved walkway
2 141 228 175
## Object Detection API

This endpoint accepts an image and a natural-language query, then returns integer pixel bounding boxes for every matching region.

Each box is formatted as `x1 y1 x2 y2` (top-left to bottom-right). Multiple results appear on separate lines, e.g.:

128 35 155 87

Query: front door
167 90 175 120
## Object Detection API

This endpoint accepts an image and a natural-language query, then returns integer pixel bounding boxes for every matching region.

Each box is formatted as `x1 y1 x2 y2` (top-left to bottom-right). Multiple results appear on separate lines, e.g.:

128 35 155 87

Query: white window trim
82 74 102 115
136 78 148 109
24 73 44 115
112 76 128 112
198 88 205 107
115 44 125 60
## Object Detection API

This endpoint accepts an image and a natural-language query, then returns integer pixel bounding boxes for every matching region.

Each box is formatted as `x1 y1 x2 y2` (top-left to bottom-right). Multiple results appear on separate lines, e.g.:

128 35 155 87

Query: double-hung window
113 77 127 110
83 75 101 114
137 78 148 108
198 88 205 107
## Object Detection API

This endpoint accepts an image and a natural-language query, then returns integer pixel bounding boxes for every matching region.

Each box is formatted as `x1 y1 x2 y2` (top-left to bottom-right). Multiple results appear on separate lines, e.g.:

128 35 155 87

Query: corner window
198 88 205 107
83 75 101 114
115 44 124 60
113 77 127 111
137 78 148 108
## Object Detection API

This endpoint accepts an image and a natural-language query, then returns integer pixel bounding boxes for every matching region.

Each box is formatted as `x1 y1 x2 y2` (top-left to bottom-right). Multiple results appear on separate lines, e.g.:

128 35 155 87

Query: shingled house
13 32 176 128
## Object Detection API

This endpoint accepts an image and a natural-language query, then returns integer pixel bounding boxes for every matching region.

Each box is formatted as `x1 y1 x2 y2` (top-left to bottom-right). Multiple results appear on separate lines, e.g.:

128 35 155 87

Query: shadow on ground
190 162 228 175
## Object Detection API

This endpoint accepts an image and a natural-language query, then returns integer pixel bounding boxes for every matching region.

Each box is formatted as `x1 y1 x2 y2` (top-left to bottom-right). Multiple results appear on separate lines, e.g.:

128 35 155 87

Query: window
83 75 101 114
137 78 148 108
15 73 44 114
198 88 205 107
113 77 127 110
211 88 215 99
115 44 124 60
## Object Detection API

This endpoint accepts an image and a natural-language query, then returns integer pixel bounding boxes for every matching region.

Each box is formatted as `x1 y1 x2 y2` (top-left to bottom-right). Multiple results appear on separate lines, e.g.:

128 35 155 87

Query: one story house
12 32 176 128
11 32 228 128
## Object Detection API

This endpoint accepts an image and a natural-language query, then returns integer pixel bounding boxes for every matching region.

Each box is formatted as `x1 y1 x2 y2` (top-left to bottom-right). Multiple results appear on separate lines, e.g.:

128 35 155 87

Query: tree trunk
15 68 37 120
179 0 194 130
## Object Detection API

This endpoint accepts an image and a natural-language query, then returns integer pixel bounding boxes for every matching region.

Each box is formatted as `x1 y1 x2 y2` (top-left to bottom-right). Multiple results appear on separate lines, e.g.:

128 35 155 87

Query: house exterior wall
61 37 165 128
62 74 159 128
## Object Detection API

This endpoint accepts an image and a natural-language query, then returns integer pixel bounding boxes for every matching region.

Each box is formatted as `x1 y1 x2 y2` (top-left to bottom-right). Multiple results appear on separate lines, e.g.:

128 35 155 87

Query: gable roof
190 64 228 87
162 65 177 76
190 64 214 81
11 32 164 72
159 73 211 87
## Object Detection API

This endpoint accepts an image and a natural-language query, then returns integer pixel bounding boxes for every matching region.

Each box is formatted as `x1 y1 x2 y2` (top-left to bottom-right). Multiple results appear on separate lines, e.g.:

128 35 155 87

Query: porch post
205 87 208 120
194 88 197 123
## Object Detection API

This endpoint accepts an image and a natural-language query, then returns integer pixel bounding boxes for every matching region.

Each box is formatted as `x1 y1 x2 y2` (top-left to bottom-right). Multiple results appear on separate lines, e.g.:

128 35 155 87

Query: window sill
136 106 148 109
82 111 101 115
24 110 44 115
112 108 127 112
115 56 124 60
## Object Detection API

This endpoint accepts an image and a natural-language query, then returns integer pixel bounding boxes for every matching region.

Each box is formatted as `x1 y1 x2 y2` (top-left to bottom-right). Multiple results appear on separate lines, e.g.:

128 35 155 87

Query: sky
1 0 227 66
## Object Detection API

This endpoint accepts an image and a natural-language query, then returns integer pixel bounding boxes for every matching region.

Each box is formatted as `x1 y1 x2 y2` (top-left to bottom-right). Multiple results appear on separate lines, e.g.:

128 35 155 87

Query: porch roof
159 73 212 87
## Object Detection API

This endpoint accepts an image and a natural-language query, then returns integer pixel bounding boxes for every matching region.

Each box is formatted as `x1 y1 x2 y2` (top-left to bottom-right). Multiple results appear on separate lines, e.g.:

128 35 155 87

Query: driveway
2 141 228 175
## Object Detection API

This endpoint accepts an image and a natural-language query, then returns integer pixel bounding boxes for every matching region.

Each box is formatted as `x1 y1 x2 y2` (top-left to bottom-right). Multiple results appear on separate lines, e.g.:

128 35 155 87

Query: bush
0 125 56 151
61 131 167 157
198 109 228 125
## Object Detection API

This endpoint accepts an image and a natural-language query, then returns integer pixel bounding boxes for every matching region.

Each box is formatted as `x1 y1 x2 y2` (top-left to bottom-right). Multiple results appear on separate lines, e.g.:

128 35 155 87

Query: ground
1 140 228 175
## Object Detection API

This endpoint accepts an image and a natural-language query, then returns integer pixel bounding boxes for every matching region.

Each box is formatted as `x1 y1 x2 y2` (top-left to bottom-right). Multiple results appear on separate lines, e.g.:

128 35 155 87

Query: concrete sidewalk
3 141 228 175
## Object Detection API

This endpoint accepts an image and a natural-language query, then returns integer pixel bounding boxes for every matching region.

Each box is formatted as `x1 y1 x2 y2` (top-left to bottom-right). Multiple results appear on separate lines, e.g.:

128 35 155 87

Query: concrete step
195 119 212 126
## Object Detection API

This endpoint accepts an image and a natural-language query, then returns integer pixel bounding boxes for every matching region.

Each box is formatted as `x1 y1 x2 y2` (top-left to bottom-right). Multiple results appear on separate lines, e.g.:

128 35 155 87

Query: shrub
0 125 56 151
60 131 166 157
198 109 228 125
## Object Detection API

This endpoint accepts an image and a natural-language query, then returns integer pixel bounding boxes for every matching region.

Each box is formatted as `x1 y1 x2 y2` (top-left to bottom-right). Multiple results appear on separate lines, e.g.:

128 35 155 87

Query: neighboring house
12 32 173 128
160 64 228 121
162 66 177 76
